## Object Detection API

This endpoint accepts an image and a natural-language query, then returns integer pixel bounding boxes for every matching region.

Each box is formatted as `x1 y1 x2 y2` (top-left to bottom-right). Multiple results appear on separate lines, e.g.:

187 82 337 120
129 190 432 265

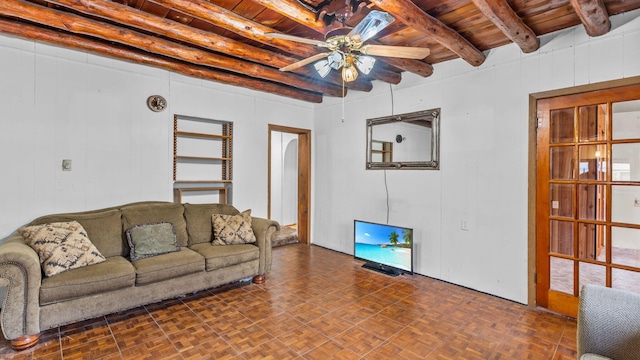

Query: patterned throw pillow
125 222 180 261
212 209 256 245
18 221 106 277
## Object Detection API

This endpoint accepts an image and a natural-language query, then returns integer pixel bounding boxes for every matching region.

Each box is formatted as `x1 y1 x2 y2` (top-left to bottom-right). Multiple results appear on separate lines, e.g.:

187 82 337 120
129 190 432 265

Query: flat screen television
354 220 413 276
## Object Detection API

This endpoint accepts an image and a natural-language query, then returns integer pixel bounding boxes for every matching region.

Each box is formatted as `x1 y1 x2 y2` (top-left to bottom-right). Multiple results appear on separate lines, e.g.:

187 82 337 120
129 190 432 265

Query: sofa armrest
0 235 42 340
251 217 280 276
577 284 640 360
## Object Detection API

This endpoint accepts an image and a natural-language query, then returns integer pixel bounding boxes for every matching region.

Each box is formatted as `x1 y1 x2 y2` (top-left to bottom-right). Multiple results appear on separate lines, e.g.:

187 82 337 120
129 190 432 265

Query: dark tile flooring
0 244 577 359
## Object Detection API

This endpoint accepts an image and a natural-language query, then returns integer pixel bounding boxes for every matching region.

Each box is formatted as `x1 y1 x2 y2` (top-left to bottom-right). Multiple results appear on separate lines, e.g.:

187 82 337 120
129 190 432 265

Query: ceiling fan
266 10 430 82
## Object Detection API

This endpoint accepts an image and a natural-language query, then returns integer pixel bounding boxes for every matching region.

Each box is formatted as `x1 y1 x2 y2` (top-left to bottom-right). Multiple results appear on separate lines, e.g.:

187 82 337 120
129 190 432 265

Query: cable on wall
389 83 394 116
384 84 394 225
384 169 389 224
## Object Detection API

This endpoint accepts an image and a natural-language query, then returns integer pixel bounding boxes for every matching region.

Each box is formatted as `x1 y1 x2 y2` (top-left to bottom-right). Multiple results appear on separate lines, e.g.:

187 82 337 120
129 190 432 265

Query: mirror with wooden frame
366 108 440 170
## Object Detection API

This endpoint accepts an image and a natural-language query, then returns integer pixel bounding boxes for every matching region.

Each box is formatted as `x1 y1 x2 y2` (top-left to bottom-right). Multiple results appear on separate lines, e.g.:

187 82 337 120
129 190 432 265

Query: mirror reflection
366 108 440 170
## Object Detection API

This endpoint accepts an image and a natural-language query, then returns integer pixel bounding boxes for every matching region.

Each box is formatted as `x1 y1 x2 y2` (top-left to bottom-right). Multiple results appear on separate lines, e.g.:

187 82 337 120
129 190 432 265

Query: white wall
312 9 640 304
0 33 314 302
270 131 298 225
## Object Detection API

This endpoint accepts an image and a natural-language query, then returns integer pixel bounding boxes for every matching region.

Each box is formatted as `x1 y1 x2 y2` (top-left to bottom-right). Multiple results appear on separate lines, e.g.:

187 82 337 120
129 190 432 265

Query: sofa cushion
190 243 259 271
212 210 256 245
40 256 135 305
126 222 180 261
184 203 240 246
27 208 123 257
19 221 106 277
121 202 188 247
132 247 204 286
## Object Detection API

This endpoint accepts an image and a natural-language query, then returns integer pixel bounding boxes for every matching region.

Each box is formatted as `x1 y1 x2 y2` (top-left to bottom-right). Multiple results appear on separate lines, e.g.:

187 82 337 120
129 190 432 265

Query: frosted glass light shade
355 56 376 74
342 63 359 82
314 60 331 78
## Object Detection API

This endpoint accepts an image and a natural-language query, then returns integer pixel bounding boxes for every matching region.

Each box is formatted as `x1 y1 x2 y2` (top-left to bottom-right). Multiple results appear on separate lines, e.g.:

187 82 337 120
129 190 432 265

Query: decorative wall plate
147 95 167 112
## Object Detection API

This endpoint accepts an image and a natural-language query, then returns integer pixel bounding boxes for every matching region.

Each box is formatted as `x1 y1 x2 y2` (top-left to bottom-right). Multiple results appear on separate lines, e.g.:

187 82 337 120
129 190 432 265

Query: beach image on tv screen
354 221 412 272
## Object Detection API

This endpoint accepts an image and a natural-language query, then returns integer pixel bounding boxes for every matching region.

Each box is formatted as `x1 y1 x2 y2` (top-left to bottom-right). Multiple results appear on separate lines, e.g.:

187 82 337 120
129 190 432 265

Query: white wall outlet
62 159 72 171
461 219 469 231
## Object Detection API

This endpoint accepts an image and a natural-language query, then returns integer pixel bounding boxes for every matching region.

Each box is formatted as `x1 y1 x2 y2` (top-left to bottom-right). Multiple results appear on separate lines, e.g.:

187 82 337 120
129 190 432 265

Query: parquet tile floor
0 244 577 359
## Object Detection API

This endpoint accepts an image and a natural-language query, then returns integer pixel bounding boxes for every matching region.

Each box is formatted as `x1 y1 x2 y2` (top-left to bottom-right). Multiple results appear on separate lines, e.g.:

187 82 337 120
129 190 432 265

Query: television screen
354 220 413 275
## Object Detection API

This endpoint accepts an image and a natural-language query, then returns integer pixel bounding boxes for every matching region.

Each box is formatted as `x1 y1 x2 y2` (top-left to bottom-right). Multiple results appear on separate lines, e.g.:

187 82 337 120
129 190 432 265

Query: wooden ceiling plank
0 18 322 102
470 0 539 53
147 0 372 91
569 0 611 36
368 0 485 66
251 0 434 77
45 0 320 79
2 0 343 97
151 0 318 56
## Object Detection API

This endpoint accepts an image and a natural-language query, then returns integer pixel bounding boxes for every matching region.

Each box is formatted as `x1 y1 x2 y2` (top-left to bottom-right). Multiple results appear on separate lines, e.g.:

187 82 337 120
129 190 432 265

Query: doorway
268 125 311 244
533 81 640 317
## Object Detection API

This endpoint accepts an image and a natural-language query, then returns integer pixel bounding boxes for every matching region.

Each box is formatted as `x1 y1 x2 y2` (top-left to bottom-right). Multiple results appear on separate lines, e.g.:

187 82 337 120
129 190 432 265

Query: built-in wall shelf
175 131 232 140
173 115 233 204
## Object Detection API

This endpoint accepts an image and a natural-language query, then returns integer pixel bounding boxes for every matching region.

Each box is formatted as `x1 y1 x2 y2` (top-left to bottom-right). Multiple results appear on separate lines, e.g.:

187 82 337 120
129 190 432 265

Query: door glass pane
551 147 574 180
579 262 606 288
612 268 640 294
612 143 640 181
578 144 606 180
550 257 574 294
579 104 607 142
550 220 574 256
612 100 640 140
611 226 640 268
578 185 606 221
578 223 606 261
551 108 575 143
611 185 640 225
550 184 574 218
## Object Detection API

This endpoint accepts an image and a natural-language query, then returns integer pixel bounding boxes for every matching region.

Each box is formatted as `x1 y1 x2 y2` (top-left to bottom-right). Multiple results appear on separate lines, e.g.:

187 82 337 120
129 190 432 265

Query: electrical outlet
461 219 469 231
62 159 72 171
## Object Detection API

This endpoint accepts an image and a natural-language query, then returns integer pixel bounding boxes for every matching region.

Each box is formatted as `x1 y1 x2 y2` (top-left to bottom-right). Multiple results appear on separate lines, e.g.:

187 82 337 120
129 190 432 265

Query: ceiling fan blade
264 33 328 47
347 10 395 42
280 52 333 72
360 45 430 59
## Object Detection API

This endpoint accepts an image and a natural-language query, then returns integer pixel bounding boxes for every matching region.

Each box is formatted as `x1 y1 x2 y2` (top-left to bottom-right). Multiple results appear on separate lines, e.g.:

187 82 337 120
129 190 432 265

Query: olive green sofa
0 201 279 350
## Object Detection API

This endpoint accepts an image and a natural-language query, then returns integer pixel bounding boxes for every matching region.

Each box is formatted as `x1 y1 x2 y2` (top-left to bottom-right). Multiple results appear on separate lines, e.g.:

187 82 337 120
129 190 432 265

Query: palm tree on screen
402 229 412 244
389 231 399 245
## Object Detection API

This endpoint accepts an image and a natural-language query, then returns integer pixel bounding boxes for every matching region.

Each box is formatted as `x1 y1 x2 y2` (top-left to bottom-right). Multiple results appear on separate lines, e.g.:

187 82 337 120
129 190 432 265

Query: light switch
62 159 72 171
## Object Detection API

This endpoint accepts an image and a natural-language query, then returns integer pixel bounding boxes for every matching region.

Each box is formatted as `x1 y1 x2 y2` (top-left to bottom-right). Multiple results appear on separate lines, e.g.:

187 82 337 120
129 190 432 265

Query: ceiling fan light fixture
327 51 343 70
355 55 376 75
342 62 359 82
314 59 332 78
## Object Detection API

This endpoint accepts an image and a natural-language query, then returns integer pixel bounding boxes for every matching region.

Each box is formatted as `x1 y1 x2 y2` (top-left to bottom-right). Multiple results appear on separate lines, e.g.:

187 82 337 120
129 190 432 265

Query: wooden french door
536 83 640 317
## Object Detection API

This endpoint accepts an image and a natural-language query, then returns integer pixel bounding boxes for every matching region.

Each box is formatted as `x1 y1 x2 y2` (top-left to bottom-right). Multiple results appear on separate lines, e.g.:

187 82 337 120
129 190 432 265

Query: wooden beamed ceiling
0 0 638 103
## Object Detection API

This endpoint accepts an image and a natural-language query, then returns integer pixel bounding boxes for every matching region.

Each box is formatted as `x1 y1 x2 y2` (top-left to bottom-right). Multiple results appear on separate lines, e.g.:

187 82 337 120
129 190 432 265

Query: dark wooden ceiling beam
45 0 325 83
251 0 434 77
569 0 611 36
147 0 372 92
1 0 343 97
368 0 486 67
471 0 539 53
0 18 323 103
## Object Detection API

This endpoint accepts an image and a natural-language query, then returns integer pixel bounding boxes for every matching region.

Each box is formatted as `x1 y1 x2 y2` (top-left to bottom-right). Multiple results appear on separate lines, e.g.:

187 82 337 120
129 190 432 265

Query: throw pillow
212 209 256 245
126 222 180 261
18 221 106 277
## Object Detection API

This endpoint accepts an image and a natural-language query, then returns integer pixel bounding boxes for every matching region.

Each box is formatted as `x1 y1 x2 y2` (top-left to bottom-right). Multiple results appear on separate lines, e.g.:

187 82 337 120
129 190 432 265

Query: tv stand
362 262 403 277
